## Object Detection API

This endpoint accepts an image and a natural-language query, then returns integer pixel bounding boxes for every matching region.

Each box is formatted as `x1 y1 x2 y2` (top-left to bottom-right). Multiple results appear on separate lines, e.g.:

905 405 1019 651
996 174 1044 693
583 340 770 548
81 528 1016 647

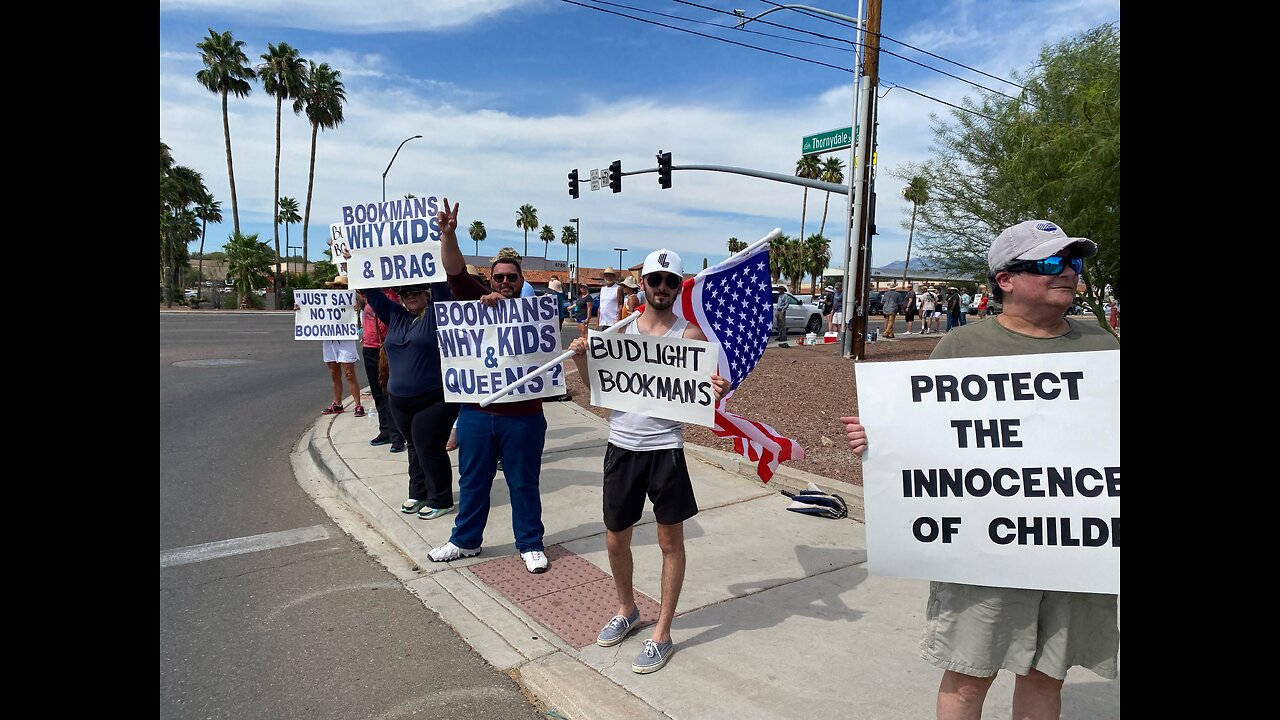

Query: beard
647 291 677 311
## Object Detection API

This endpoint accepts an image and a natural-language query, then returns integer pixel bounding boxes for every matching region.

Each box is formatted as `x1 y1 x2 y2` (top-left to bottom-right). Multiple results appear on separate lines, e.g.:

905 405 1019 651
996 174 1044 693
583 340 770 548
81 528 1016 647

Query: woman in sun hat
318 275 365 418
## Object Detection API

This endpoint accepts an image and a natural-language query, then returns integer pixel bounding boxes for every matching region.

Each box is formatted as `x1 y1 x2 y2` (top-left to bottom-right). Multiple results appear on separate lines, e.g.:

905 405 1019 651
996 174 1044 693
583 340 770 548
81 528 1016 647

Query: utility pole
844 0 882 360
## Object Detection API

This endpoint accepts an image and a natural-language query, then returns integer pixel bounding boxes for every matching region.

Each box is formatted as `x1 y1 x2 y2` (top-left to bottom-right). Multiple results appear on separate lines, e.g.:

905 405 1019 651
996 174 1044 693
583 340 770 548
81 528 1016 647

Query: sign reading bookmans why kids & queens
587 330 720 427
294 289 359 340
338 195 445 291
854 350 1119 594
436 294 567 403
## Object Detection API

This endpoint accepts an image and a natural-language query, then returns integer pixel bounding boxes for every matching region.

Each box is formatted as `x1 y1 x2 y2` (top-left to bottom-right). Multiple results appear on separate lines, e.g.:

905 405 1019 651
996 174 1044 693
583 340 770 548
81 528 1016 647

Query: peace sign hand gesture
438 198 460 240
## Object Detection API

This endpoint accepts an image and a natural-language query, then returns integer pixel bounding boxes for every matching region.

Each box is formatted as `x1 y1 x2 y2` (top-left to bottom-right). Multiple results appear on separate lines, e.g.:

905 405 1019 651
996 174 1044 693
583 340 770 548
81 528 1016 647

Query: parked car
867 291 884 316
183 288 199 299
253 288 267 296
770 290 824 335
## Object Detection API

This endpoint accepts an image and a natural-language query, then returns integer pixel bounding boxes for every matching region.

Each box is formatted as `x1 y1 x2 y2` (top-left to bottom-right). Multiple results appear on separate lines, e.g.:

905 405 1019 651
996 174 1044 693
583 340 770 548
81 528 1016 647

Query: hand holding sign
840 416 868 458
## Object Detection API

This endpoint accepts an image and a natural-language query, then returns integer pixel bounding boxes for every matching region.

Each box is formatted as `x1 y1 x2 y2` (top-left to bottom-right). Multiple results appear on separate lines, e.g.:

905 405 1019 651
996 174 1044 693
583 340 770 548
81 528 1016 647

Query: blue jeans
450 407 547 552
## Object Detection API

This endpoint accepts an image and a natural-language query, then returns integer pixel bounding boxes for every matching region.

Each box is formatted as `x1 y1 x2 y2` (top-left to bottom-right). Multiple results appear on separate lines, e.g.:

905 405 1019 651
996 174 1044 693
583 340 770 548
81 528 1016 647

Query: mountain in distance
876 257 940 271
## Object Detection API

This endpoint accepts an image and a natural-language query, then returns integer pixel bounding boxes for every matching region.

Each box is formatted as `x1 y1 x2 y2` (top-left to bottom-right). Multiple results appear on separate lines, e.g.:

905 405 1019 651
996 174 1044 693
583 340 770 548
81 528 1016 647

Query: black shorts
602 443 698 532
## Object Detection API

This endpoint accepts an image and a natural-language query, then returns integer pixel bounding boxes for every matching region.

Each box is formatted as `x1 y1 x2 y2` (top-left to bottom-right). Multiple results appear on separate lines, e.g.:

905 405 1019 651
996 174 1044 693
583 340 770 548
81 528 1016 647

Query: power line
587 0 852 52
881 81 1007 125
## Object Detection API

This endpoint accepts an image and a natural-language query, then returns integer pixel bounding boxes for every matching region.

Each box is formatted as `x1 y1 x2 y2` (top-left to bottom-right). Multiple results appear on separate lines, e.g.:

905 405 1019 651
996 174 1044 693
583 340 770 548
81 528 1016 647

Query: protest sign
586 330 719 427
436 295 566 403
328 224 351 275
854 350 1119 594
337 196 445 290
294 289 359 340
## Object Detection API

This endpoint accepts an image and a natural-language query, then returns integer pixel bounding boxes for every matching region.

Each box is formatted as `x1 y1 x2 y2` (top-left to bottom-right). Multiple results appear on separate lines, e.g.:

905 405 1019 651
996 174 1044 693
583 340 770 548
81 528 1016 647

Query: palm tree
195 29 255 236
295 61 346 278
795 155 822 251
516 204 538 257
258 41 308 302
804 233 831 295
278 196 301 274
727 237 747 255
540 224 555 259
224 232 273 308
769 233 793 285
163 209 201 307
161 165 206 307
469 220 487 256
195 193 223 297
818 156 845 237
560 224 577 268
900 176 929 284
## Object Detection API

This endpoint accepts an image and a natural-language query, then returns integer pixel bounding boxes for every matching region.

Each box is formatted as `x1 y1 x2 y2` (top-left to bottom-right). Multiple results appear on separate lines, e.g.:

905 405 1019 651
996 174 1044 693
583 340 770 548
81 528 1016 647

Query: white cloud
160 0 544 33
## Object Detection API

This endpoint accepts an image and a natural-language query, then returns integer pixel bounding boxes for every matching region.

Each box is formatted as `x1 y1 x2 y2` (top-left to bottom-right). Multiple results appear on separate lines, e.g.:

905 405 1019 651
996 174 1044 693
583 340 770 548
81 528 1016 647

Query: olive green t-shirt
930 316 1119 360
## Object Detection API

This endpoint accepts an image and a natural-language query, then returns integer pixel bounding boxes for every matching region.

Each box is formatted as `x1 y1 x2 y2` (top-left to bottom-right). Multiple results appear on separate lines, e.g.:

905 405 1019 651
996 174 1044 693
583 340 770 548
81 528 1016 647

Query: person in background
959 288 972 325
945 287 962 333
841 219 1119 720
569 248 730 674
618 275 639 321
362 280 460 521
902 283 918 335
881 284 902 339
548 277 566 330
318 275 364 417
976 290 990 319
357 288 406 453
573 284 593 337
597 267 621 330
919 286 938 334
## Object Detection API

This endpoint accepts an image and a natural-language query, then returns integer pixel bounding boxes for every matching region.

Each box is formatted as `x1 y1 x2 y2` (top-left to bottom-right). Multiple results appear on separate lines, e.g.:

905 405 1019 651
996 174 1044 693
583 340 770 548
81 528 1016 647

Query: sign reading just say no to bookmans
854 350 1120 594
294 289 358 340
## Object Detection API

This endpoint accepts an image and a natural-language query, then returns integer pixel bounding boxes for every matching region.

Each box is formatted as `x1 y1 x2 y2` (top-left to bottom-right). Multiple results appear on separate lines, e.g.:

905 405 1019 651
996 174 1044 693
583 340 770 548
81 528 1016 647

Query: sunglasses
645 273 682 290
491 273 519 282
1006 256 1084 276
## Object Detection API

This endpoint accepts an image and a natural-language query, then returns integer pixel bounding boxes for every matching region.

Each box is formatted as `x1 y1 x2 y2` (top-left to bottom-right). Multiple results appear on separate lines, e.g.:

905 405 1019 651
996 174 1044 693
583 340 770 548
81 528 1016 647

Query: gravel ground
564 334 943 487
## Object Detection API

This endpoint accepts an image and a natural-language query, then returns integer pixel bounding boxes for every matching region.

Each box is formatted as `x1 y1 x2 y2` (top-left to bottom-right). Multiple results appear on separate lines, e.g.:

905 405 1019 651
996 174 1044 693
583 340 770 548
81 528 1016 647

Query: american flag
674 237 805 483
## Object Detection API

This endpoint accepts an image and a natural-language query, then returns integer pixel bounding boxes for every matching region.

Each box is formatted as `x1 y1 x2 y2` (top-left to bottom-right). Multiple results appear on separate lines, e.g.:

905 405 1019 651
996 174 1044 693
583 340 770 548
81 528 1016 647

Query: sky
160 0 1120 276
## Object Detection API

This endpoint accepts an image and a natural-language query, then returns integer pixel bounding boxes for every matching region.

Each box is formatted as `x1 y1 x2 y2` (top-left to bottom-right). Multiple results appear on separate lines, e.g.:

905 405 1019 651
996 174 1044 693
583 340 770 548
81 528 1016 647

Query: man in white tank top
569 248 729 674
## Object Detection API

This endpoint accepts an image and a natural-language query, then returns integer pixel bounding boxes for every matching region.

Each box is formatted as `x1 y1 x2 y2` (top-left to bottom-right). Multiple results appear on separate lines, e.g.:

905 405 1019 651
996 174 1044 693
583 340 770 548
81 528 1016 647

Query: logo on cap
657 253 670 268
1035 222 1059 232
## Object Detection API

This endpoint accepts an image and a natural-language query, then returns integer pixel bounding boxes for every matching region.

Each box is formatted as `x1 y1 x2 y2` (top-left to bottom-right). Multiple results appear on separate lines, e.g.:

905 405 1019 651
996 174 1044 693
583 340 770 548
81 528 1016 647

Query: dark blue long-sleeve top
362 282 452 397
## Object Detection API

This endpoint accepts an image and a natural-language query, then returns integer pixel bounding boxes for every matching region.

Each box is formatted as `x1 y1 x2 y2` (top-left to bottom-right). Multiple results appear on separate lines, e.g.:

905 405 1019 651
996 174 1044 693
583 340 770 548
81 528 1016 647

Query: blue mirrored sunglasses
1007 256 1084 276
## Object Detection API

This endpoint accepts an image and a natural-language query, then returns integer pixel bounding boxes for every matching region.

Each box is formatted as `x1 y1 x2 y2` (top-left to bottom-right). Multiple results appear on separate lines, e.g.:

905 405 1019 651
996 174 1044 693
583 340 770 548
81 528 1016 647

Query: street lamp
613 247 628 269
569 217 581 296
382 134 422 202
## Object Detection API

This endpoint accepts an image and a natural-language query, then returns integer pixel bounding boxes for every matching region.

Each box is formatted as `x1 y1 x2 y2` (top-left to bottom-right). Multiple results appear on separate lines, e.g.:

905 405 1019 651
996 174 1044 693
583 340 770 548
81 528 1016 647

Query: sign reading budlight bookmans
338 196 445 290
587 331 720 427
854 350 1119 594
294 289 358 340
436 295 566 403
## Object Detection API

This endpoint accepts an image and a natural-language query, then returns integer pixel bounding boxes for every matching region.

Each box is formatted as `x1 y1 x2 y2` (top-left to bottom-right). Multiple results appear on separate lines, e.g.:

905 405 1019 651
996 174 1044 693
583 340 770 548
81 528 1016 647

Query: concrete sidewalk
293 398 1120 719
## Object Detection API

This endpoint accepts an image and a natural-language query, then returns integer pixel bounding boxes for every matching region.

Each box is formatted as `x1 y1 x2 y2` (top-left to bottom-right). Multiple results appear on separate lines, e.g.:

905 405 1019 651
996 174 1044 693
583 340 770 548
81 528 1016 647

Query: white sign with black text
587 331 720 427
294 289 359 340
854 350 1120 593
436 295 566 403
337 196 446 290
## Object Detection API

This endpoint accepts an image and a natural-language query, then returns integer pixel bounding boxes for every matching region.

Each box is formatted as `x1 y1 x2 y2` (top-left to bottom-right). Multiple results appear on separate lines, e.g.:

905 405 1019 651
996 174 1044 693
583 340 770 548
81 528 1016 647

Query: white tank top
607 317 690 451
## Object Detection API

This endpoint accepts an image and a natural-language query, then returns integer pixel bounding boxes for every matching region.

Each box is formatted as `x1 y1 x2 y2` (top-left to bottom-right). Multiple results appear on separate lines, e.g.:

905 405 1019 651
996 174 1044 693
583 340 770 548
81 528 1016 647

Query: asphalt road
159 312 542 719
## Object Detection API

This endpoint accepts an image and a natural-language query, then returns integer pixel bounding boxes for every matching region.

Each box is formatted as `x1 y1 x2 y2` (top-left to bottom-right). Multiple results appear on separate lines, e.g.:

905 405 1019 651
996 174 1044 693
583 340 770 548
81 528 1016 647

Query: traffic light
609 160 622 193
657 151 672 189
568 169 579 199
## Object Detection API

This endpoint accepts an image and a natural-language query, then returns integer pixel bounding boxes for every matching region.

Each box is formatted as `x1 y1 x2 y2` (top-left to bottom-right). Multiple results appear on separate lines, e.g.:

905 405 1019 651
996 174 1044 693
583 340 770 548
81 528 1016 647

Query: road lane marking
160 525 333 568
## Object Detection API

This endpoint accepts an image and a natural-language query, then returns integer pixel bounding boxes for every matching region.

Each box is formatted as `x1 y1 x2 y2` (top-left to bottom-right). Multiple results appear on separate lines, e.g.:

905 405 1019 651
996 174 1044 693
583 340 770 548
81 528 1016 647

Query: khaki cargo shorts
919 581 1119 680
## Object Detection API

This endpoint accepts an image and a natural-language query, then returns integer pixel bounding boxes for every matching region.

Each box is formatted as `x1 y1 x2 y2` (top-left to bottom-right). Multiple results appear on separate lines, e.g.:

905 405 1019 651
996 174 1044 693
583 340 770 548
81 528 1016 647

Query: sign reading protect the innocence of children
587 331 720 427
854 350 1119 594
294 289 359 341
436 295 566 403
339 196 445 290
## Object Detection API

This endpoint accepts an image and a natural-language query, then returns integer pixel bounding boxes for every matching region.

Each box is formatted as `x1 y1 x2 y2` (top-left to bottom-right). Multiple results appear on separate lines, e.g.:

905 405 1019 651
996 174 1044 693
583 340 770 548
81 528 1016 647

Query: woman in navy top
362 281 460 519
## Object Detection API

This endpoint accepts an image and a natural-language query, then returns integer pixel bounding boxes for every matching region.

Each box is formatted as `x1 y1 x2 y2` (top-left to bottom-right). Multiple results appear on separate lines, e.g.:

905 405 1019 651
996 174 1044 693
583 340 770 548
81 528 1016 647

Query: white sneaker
521 550 549 573
428 542 480 562
902 331 912 335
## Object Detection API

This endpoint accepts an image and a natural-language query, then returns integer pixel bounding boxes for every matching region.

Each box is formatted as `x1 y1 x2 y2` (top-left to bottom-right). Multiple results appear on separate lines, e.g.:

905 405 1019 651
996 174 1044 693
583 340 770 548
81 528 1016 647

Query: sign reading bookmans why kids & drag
586 330 720 427
854 350 1119 594
337 195 445 291
294 289 359 340
436 294 567 402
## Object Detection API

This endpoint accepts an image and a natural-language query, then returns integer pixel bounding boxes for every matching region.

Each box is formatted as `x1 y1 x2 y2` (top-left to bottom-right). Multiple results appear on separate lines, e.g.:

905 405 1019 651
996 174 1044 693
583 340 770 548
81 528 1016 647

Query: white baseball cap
641 248 684 278
988 220 1097 272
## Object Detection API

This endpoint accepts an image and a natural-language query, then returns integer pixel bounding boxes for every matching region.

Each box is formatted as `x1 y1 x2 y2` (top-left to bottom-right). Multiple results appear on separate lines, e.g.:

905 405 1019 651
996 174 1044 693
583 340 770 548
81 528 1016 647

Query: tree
727 237 747 255
818 156 845 237
516 204 538 257
899 176 929 284
560 224 577 268
258 41 308 302
195 29 254 236
770 233 801 287
224 232 273 308
795 155 822 252
540 224 555 259
160 162 206 306
295 61 346 279
195 193 222 299
278 196 301 274
469 220 487 256
804 233 831 295
894 23 1120 334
